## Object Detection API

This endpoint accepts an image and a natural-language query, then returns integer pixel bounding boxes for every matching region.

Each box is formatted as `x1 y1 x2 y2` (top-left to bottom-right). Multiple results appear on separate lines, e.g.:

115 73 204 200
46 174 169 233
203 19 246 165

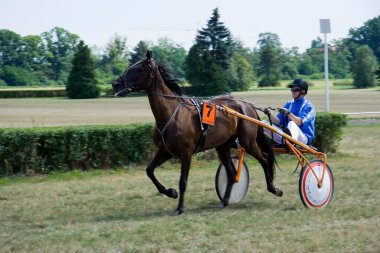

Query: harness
151 94 210 156
155 103 181 157
146 91 277 156
192 99 210 153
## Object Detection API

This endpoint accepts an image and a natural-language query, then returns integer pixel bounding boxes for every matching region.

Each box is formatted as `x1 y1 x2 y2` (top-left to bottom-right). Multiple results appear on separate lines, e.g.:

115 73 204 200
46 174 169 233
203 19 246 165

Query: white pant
263 120 308 145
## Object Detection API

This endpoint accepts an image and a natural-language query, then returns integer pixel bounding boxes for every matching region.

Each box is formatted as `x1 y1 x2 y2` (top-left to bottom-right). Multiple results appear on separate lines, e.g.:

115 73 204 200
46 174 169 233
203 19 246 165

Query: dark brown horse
112 50 282 215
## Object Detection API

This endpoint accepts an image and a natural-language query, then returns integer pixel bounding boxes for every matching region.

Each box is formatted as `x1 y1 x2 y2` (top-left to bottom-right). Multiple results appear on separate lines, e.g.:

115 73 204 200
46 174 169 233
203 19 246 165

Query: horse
112 50 283 215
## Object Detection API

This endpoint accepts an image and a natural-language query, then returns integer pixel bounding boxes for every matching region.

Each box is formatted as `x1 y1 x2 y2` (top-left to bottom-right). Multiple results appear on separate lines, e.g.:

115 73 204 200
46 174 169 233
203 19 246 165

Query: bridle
114 58 155 97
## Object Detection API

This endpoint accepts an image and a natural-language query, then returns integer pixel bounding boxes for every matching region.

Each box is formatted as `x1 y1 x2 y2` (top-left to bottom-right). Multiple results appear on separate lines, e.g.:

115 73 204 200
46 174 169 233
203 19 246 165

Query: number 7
206 104 214 117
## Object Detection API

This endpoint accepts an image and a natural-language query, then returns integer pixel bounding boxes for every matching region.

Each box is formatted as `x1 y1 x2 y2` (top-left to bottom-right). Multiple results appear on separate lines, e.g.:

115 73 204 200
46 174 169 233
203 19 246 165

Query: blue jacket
277 97 316 144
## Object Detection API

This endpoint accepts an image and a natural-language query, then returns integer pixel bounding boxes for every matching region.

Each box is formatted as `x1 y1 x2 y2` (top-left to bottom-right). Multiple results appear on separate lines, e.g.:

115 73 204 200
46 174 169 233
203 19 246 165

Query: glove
263 107 271 116
279 107 291 116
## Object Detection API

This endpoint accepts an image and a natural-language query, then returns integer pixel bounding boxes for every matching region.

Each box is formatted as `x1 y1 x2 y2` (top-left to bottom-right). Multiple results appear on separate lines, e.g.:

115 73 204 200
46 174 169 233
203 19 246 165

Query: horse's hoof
274 188 283 197
218 201 229 208
172 209 183 216
269 187 283 197
167 188 178 199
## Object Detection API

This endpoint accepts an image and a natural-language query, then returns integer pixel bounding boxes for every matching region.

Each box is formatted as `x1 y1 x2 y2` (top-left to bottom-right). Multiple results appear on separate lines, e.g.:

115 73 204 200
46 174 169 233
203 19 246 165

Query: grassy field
1 87 379 128
1 83 379 252
0 123 379 252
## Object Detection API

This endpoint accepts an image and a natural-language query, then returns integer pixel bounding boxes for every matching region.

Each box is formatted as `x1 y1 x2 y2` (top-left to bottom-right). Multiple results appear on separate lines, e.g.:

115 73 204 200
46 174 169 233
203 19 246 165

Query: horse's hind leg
256 128 283 196
255 147 283 197
216 144 236 207
146 147 178 199
239 134 283 197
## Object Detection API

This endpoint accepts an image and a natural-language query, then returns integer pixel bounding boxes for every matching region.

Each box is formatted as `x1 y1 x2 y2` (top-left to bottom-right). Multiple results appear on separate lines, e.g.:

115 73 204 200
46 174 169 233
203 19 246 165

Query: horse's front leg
146 147 178 199
173 151 192 215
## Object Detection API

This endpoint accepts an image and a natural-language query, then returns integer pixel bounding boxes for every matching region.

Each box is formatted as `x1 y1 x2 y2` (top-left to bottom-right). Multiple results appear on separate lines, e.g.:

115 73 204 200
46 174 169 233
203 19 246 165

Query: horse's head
112 50 156 97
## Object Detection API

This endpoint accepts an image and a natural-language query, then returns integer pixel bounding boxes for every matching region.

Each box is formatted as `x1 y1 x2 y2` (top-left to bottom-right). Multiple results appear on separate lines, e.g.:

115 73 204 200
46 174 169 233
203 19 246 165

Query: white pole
324 32 329 112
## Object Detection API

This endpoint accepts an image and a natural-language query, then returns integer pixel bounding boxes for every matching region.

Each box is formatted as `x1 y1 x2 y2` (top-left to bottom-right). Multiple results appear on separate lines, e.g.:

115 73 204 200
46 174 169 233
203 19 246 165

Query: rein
147 92 274 114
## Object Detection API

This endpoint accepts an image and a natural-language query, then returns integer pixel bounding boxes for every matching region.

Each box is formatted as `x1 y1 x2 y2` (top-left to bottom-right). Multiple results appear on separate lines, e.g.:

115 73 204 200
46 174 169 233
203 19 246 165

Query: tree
0 65 34 86
204 60 228 95
281 47 300 80
304 37 324 74
19 35 45 70
130 38 187 79
185 44 206 88
185 8 232 95
41 27 79 84
0 29 22 67
66 41 99 99
249 48 261 79
329 39 351 78
257 33 283 86
99 34 129 75
151 37 187 78
130 40 151 65
298 54 314 75
185 44 227 95
349 15 380 62
95 34 129 84
351 45 378 88
195 8 233 69
0 30 48 85
227 52 254 91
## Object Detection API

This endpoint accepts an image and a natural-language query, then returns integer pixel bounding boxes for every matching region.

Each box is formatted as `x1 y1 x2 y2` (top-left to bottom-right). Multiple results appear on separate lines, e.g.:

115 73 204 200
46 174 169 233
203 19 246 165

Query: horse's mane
157 64 182 96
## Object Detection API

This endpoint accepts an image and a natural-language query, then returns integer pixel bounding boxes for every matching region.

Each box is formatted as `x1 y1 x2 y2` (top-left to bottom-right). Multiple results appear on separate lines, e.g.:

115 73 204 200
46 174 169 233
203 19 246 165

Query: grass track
0 124 379 252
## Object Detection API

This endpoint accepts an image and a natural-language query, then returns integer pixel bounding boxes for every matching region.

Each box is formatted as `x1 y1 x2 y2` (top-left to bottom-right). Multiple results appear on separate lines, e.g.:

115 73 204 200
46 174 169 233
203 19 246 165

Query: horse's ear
146 50 152 61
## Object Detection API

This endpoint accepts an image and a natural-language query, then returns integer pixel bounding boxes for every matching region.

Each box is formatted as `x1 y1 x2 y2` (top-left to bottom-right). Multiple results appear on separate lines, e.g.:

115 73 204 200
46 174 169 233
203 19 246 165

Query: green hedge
0 89 66 98
312 112 347 153
0 124 154 176
0 113 347 176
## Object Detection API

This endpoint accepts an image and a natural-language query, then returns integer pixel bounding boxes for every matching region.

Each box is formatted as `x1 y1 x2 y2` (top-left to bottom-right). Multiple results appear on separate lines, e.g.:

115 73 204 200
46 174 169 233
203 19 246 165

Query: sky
1 0 379 53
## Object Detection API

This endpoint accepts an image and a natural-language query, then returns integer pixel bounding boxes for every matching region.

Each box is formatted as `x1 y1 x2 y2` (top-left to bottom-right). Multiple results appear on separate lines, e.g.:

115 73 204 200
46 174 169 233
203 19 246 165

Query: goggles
291 87 302 92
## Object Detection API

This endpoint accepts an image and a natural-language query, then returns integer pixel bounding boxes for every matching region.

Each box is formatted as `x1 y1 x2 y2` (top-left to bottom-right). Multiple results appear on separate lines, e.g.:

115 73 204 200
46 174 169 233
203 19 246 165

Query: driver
265 79 316 145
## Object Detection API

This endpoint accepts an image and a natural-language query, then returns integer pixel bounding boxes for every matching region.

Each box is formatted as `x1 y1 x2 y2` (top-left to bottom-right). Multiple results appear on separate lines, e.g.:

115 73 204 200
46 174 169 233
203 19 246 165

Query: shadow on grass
91 196 281 223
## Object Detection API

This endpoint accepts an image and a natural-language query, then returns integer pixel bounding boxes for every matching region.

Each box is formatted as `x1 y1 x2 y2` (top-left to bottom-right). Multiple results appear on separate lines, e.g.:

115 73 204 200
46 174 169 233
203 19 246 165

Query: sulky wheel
215 156 249 204
299 159 334 208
